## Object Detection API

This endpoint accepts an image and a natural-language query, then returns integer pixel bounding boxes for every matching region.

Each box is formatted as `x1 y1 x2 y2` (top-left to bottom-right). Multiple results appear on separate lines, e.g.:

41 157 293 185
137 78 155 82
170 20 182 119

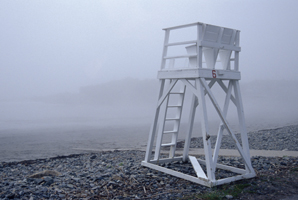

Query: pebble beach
1 124 298 199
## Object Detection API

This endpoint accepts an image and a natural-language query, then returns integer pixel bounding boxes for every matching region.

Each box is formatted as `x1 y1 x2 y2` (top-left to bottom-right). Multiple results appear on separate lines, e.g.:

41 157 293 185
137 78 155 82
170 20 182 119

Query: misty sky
1 0 298 98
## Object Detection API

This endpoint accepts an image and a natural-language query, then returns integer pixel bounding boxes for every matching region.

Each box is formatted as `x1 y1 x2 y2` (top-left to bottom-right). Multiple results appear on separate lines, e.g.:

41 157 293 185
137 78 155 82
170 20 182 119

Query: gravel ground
0 124 298 200
177 124 298 151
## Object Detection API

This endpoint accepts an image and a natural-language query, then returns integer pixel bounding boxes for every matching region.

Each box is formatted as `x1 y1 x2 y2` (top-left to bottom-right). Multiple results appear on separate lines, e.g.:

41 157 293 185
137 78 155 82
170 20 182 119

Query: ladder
142 22 256 187
154 80 186 160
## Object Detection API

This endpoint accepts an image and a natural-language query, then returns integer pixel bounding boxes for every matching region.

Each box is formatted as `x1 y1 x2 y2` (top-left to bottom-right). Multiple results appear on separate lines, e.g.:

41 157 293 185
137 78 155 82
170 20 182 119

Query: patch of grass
198 190 224 200
290 167 298 173
119 162 124 166
182 183 251 200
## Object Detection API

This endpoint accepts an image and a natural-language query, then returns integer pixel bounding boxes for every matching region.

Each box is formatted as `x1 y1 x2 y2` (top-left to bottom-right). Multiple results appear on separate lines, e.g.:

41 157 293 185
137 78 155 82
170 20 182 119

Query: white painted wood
156 79 178 107
143 22 255 187
169 84 186 158
197 158 246 175
182 94 197 162
157 68 241 80
162 22 203 31
148 157 183 164
154 90 169 160
233 81 254 173
213 81 233 166
198 41 241 51
185 45 197 68
189 156 207 179
164 54 197 59
197 78 215 181
160 30 170 69
216 79 237 105
141 161 211 187
166 40 197 46
144 79 165 162
212 173 256 187
200 78 253 172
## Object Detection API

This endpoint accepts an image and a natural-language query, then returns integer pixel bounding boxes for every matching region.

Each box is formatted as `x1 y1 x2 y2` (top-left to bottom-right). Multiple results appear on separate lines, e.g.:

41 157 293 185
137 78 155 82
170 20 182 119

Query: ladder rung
166 118 180 121
161 143 175 147
163 130 178 134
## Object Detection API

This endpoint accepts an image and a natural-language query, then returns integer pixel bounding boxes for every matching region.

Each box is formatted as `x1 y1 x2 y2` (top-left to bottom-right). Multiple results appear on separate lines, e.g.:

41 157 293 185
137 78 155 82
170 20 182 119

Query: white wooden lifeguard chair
141 22 255 187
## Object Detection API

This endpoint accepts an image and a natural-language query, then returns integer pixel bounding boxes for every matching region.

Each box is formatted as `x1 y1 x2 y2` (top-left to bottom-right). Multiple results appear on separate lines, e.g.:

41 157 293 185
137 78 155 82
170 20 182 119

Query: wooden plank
189 156 207 179
148 156 183 164
199 78 253 173
157 69 241 80
141 161 211 187
145 80 165 162
197 159 246 174
156 79 178 107
212 172 255 187
199 41 241 51
197 78 214 181
164 54 197 59
166 40 197 46
162 22 201 30
183 94 197 162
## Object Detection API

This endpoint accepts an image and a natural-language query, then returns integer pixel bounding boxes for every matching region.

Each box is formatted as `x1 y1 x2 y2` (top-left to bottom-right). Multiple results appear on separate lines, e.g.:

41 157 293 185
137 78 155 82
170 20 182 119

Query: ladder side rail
154 93 170 160
199 78 254 173
197 78 215 181
212 81 233 170
233 80 254 173
145 79 166 162
154 79 174 161
169 84 186 158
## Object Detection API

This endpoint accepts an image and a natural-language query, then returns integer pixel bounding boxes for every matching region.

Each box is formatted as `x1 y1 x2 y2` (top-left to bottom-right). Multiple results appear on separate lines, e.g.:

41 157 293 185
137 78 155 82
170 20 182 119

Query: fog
0 1 298 161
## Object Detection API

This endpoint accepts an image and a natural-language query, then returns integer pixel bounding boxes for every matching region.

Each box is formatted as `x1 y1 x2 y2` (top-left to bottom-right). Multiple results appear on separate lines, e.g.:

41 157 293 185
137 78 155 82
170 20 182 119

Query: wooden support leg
145 79 165 162
233 80 254 173
197 78 215 181
183 94 197 162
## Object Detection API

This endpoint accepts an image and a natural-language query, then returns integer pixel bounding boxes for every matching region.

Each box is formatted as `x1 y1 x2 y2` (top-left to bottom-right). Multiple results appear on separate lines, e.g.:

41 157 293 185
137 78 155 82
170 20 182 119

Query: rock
226 194 233 199
28 170 61 178
43 176 54 186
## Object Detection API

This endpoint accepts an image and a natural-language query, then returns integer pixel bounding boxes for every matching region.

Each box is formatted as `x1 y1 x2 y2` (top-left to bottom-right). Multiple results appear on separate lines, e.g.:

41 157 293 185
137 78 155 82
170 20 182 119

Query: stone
28 170 61 178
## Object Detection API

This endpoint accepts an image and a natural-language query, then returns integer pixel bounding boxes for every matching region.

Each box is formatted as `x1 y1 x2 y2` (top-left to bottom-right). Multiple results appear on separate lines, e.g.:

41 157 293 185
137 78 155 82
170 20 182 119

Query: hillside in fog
35 78 159 107
35 78 298 112
1 78 297 131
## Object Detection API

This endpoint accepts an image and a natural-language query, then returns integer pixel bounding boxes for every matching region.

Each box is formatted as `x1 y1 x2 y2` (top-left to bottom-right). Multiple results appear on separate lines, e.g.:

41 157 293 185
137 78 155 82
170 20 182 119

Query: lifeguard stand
141 22 255 187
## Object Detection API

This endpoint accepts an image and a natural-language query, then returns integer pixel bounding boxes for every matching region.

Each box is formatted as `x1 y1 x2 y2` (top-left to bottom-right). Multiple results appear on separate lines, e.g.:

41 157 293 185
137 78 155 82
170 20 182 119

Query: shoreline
1 123 298 164
1 124 298 199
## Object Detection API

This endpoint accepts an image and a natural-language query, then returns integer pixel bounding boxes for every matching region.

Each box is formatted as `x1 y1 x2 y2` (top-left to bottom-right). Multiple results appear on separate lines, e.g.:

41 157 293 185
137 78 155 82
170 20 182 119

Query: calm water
0 100 297 162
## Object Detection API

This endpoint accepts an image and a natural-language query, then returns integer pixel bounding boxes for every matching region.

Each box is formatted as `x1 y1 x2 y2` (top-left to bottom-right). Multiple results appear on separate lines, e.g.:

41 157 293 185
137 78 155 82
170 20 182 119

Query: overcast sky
1 0 298 98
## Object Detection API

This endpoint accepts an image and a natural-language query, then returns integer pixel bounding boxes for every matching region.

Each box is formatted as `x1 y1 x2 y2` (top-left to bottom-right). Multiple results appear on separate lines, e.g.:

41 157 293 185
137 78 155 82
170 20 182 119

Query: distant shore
1 121 298 163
